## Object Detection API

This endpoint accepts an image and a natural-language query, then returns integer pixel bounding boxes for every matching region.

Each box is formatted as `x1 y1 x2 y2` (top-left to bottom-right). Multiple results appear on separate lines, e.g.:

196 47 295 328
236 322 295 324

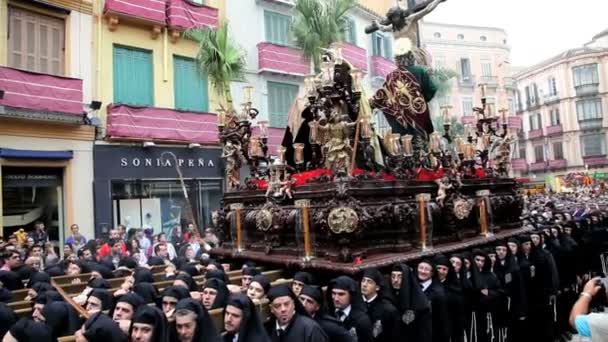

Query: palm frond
186 22 246 110
292 0 355 70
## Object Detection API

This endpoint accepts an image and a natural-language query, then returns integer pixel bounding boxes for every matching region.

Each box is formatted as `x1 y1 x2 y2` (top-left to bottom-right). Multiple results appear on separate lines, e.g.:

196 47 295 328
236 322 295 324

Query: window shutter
372 32 380 56
383 35 393 60
174 56 208 112
113 45 154 106
347 18 357 44
268 82 298 128
7 6 64 75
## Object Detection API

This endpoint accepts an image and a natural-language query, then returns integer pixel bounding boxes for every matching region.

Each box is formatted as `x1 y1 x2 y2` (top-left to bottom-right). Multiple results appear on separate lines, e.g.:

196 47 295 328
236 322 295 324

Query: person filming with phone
570 277 608 341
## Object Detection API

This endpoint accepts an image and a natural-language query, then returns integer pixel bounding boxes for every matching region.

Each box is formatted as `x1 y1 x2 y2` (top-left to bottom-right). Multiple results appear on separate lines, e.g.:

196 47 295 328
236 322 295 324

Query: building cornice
515 48 608 80
422 21 507 33
422 39 511 52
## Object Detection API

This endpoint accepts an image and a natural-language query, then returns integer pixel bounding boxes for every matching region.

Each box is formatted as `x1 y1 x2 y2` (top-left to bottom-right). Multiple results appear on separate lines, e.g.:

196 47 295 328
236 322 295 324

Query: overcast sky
424 0 608 67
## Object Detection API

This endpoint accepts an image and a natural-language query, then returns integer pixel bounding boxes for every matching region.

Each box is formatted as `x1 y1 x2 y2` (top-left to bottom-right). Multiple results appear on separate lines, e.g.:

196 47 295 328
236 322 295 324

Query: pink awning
511 158 528 171
548 159 567 169
337 41 368 72
104 0 166 24
528 129 543 139
461 116 476 124
166 0 218 29
258 42 310 76
546 124 563 135
371 55 396 78
106 104 219 144
583 155 608 166
0 66 83 114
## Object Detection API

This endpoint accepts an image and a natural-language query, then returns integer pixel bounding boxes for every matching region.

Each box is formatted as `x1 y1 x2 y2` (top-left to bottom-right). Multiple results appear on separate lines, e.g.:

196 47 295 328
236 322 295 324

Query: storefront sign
94 145 222 179
119 157 215 168
2 169 62 187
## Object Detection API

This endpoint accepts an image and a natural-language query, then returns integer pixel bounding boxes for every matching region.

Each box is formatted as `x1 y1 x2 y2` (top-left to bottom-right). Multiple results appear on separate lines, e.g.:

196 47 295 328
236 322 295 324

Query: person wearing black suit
360 268 400 342
326 275 373 342
417 259 450 342
299 285 354 342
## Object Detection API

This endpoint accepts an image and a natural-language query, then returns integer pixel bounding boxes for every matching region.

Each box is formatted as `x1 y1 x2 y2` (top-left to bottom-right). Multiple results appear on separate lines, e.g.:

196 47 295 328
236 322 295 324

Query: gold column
295 199 312 260
231 203 244 252
416 193 431 250
476 190 492 237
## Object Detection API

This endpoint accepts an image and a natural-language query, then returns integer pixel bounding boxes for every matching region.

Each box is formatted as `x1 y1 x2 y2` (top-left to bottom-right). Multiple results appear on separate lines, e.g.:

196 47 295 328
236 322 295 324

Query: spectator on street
65 224 87 253
570 277 608 341
30 221 49 244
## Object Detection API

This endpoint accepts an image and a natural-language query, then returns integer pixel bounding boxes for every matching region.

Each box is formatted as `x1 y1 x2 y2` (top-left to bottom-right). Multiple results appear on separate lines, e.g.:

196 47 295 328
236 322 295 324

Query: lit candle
351 69 363 92
464 143 475 160
391 134 402 156
401 135 413 156
278 146 287 164
217 110 226 127
454 136 464 154
308 121 319 144
334 47 344 65
482 134 491 150
441 105 452 123
304 76 316 97
257 120 269 139
293 143 305 164
360 118 372 139
430 132 442 152
243 85 254 103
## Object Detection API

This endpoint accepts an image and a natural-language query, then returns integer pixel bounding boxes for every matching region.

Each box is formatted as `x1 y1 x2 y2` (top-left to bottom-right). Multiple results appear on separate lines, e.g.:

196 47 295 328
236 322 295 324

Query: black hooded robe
222 293 271 342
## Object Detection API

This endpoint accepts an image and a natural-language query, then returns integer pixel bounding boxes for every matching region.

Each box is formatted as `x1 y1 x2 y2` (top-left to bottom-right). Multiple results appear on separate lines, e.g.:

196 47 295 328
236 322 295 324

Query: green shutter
264 11 291 46
113 45 154 106
372 32 380 56
268 81 299 128
347 18 357 44
383 35 393 60
173 55 208 112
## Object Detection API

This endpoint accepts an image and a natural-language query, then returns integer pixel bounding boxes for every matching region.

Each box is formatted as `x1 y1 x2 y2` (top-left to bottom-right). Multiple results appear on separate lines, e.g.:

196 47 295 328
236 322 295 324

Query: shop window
174 55 209 112
113 45 154 106
268 81 299 127
8 6 65 75
111 179 222 235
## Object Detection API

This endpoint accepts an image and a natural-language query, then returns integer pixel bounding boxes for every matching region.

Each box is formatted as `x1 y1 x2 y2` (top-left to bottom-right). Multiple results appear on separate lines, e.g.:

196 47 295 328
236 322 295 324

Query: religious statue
366 0 448 65
435 176 452 207
221 140 242 190
491 135 514 177
279 170 295 199
371 38 437 139
321 108 357 177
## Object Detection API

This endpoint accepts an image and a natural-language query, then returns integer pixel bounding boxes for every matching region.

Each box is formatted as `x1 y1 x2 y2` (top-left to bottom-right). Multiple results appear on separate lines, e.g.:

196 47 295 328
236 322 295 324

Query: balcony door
8 6 65 75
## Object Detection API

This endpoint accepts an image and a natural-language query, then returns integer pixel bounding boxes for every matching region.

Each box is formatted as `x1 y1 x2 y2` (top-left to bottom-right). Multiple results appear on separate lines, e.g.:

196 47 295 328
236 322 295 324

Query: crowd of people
0 191 608 341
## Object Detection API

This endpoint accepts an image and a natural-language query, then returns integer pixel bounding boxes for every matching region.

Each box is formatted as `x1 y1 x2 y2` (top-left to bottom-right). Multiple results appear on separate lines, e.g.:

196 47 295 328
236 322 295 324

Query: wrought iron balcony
543 93 560 105
548 159 567 169
458 74 476 88
530 162 546 171
583 155 608 167
575 83 599 97
528 128 543 140
578 118 603 130
545 124 563 136
503 77 517 90
510 158 528 171
479 75 498 87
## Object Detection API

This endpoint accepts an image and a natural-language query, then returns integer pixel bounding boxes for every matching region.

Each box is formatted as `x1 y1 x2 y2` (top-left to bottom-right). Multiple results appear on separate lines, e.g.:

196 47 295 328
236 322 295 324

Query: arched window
433 32 441 39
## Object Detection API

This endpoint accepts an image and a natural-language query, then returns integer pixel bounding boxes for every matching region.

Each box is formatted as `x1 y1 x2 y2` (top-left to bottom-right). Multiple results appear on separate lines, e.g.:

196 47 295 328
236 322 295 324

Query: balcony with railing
530 161 546 171
583 155 608 167
106 103 218 144
458 74 476 88
528 128 543 140
257 43 310 76
503 77 517 90
104 0 166 26
166 0 219 30
336 41 368 72
507 116 522 130
526 100 540 111
545 124 563 136
511 158 528 171
479 75 498 87
548 159 567 169
543 93 560 105
575 83 599 97
578 118 603 130
0 66 84 122
371 56 396 79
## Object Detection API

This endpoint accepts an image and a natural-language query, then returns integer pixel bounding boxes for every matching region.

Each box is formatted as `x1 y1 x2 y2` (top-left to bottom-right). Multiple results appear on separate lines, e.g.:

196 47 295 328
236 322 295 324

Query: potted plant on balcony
187 22 245 112
292 0 355 72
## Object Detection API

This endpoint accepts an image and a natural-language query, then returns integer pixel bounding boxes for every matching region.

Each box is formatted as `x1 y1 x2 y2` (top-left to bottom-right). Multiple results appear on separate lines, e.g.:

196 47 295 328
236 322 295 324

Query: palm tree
292 0 355 72
430 66 457 99
187 22 246 111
